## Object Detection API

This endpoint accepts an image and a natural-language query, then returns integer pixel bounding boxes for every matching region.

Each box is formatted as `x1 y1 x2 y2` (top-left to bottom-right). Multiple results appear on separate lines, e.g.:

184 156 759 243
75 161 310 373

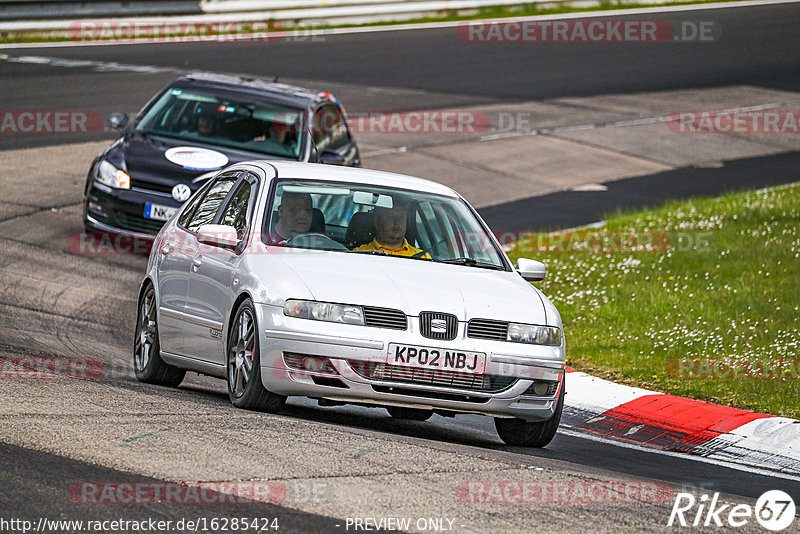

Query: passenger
356 199 431 259
274 192 313 243
268 121 288 143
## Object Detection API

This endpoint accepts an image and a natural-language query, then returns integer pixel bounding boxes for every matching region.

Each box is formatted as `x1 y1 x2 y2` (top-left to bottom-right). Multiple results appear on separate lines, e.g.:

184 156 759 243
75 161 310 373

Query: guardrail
0 0 201 20
1 0 528 22
0 0 689 34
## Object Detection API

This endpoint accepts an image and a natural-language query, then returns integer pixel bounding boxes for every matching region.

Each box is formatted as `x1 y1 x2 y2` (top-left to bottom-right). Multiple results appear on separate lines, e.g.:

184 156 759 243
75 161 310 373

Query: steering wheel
285 233 348 251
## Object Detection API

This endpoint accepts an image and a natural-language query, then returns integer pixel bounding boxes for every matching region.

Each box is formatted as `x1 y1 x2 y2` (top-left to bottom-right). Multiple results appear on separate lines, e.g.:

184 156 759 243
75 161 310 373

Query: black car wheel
133 284 186 387
494 378 564 448
227 298 286 412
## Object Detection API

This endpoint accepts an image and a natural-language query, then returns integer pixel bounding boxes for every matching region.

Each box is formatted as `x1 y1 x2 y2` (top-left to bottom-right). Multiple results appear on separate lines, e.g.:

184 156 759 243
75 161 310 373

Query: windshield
136 86 304 159
264 180 508 270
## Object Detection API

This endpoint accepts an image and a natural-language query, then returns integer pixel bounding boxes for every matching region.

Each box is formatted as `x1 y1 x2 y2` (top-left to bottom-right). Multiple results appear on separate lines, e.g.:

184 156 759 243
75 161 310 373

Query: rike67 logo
668 490 796 531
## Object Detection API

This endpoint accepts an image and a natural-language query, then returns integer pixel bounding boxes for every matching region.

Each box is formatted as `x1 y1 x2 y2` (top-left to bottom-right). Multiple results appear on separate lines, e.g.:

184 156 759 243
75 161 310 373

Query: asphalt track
1 2 800 532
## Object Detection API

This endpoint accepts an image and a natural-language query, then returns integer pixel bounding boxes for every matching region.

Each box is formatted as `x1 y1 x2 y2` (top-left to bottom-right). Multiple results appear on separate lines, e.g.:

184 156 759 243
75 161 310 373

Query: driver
193 105 220 137
356 198 430 259
274 192 312 244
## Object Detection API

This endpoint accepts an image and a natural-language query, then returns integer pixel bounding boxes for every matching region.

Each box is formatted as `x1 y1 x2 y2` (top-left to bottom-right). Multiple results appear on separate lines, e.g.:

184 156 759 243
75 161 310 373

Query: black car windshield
136 86 304 159
265 180 508 270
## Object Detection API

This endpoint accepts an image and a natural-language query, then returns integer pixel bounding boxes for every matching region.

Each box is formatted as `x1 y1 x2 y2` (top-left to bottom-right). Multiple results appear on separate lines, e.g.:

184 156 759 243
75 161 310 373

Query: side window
313 104 350 151
177 185 205 228
219 179 253 240
185 175 237 232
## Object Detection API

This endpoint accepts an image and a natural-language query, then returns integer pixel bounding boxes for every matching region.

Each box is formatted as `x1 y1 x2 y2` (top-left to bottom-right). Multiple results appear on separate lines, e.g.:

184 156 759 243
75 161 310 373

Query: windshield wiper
351 249 389 255
437 257 505 270
136 129 185 143
350 250 434 261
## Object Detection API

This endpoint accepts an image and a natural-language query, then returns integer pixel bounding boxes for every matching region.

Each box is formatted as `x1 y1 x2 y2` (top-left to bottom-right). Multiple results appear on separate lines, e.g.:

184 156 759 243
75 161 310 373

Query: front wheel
494 380 564 448
227 299 286 412
133 284 185 387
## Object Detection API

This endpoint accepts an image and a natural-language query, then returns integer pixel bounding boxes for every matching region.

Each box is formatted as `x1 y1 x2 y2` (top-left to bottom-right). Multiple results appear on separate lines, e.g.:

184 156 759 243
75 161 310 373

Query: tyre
133 284 186 387
227 298 286 412
494 380 564 448
386 406 434 421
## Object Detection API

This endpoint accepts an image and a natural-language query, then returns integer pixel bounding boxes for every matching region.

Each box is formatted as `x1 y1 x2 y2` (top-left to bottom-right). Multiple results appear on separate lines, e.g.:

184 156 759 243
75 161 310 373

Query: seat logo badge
431 319 448 333
172 184 191 202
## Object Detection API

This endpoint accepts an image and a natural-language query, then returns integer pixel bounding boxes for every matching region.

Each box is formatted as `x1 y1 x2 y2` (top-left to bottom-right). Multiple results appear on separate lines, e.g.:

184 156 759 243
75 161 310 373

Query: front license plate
144 203 178 221
387 343 486 374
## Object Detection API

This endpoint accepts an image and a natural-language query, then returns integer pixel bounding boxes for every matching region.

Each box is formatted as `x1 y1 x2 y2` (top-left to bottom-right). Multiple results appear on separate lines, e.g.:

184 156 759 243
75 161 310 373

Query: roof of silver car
248 161 460 197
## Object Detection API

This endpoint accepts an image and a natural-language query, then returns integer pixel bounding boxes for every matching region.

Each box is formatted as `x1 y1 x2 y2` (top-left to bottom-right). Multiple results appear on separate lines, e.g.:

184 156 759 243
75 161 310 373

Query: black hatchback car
83 73 361 237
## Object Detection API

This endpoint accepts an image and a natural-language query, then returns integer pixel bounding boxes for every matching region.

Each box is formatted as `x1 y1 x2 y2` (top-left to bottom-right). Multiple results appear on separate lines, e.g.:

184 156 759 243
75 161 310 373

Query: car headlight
283 299 365 325
95 160 130 190
507 323 562 346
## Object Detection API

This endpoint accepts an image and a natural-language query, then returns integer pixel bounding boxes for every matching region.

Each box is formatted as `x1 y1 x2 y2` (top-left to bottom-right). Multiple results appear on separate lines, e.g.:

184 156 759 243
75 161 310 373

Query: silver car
134 161 566 447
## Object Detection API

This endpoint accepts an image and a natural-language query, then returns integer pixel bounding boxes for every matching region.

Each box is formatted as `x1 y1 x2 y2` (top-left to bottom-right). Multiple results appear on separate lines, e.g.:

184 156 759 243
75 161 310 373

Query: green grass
0 0 751 45
507 183 800 418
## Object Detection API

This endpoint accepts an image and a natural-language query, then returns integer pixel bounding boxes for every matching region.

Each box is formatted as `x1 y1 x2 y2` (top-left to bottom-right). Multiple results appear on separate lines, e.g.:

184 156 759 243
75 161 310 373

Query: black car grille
115 212 164 234
131 179 174 195
467 319 509 341
371 386 490 403
363 307 407 330
419 312 458 340
348 360 516 393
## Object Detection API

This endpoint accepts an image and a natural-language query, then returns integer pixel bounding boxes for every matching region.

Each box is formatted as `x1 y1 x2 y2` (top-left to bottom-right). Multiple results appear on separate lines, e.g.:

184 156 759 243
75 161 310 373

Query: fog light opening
283 353 340 376
522 380 559 397
88 201 105 215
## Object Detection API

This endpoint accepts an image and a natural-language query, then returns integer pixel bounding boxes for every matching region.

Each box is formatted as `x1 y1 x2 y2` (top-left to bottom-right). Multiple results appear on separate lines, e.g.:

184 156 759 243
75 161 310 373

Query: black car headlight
283 299 365 326
95 160 130 190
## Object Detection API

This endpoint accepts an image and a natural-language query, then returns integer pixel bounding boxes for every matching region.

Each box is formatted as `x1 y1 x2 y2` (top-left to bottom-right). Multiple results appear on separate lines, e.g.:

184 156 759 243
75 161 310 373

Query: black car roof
173 72 329 109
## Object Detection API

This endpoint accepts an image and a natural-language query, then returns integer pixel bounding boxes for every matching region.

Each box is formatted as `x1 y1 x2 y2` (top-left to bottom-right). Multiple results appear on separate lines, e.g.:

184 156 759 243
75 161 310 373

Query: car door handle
192 256 202 271
161 243 173 255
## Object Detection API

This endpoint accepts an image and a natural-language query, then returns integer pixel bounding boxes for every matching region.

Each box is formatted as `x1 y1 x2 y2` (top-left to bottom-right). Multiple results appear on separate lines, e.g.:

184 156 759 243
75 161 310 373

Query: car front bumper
84 180 183 237
256 303 565 422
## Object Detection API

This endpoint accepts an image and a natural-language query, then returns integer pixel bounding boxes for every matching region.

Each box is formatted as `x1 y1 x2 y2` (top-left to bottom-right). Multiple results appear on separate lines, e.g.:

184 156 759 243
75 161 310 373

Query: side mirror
318 149 346 165
106 112 128 130
516 258 546 281
197 224 240 248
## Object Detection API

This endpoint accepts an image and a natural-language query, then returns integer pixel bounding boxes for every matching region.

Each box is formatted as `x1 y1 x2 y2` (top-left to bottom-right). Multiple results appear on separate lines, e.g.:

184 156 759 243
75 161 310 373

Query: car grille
419 312 458 340
467 319 509 341
131 179 174 195
363 306 407 330
115 212 164 234
348 360 516 393
371 385 490 403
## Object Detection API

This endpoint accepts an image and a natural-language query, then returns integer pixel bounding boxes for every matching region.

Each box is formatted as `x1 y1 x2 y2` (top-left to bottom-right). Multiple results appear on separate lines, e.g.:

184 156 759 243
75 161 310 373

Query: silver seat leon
135 161 566 447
